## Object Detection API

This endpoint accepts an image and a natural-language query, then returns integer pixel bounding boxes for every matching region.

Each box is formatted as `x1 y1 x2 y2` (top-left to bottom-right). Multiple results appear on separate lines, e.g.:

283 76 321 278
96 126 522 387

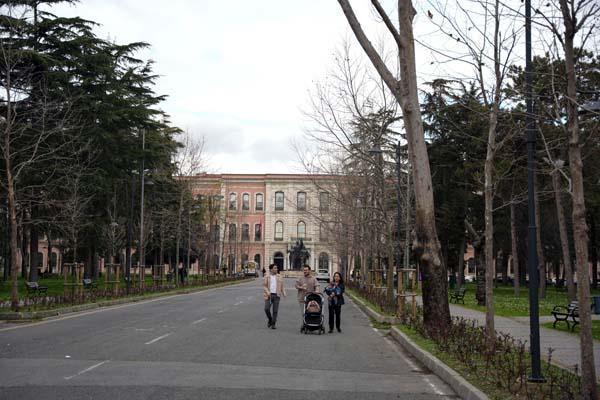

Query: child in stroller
301 292 325 334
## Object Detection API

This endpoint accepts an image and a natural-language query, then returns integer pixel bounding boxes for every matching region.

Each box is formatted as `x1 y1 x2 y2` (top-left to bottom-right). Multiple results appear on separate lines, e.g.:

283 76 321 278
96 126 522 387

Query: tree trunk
336 0 450 333
559 1 597 395
484 101 498 345
175 190 184 285
534 174 546 298
552 169 575 300
457 236 466 288
29 223 39 282
590 212 598 289
511 201 520 296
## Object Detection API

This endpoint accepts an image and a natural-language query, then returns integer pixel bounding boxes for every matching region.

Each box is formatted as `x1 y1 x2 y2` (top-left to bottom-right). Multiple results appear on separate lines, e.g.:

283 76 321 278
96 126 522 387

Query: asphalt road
0 278 459 399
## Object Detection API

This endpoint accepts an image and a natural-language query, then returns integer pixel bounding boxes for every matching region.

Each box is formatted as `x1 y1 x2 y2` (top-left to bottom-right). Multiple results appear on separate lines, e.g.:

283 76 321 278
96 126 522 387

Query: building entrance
273 252 284 271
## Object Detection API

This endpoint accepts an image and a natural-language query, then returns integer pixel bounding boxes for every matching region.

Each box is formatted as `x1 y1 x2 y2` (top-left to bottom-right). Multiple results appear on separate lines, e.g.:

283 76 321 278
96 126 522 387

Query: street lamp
525 0 544 382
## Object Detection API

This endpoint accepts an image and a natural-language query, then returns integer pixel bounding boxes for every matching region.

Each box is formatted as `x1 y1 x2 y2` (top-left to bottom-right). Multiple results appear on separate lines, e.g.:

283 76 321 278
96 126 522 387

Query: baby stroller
301 292 325 334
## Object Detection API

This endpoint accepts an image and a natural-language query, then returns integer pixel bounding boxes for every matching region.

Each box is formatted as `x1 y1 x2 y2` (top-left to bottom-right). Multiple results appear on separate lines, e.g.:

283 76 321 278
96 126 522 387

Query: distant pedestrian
263 263 286 329
325 272 345 333
295 265 320 318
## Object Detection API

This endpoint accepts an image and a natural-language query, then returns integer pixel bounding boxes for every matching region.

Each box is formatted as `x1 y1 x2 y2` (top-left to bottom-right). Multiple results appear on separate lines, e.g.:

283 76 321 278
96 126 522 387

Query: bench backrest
25 281 39 289
82 278 93 285
454 287 466 295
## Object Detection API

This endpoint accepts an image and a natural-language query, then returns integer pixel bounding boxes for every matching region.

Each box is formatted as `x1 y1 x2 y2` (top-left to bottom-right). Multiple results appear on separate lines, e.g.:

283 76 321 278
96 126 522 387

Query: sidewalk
430 298 600 376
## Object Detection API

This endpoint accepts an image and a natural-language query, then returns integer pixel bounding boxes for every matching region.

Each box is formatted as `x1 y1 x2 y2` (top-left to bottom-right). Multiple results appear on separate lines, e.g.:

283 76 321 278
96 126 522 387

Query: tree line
0 1 207 310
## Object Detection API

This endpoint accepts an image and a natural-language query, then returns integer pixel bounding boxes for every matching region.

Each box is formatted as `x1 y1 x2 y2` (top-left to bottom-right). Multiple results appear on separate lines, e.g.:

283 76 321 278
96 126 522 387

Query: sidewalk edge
347 291 489 400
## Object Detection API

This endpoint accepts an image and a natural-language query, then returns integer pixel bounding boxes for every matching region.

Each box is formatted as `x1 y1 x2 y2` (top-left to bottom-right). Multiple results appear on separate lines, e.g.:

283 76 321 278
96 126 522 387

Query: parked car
316 268 330 282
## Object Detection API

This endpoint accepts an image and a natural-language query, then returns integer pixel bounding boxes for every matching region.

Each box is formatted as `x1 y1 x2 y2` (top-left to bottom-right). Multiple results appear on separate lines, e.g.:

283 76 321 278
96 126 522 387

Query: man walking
263 264 285 329
295 265 320 318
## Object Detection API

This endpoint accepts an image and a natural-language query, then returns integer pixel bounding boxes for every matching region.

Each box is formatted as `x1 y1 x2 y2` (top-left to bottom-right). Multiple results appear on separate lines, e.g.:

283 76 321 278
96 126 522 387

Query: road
0 278 459 399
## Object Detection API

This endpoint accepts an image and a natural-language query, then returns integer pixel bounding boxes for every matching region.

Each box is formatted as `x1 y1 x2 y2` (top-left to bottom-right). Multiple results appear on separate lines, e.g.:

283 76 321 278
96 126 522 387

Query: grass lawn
542 320 600 341
451 283 600 317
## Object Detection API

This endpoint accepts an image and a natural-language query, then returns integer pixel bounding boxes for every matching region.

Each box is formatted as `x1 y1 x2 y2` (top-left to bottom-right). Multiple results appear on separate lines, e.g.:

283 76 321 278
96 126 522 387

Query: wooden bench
551 301 579 331
25 281 48 297
449 287 467 304
82 278 98 290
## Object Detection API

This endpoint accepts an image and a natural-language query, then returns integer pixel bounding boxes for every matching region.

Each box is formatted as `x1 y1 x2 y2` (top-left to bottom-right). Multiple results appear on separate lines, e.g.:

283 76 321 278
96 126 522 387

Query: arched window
297 221 306 238
254 254 261 267
241 223 250 241
241 254 249 266
255 193 264 211
275 191 284 211
318 252 329 272
228 254 236 271
229 192 237 210
228 224 237 241
242 193 250 210
297 191 307 211
274 221 283 241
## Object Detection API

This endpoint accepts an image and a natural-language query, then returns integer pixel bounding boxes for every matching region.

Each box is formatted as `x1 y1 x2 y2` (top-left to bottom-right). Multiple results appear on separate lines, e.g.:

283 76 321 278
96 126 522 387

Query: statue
288 239 310 270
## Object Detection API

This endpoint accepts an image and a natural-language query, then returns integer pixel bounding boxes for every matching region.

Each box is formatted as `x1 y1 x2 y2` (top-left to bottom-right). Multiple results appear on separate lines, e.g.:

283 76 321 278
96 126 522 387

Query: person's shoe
267 320 272 328
271 324 276 329
337 327 341 333
328 329 333 333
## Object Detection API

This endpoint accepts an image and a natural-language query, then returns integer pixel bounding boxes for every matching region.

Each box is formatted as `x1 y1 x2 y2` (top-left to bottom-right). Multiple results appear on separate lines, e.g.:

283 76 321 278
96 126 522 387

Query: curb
389 327 489 400
0 278 253 321
346 291 489 400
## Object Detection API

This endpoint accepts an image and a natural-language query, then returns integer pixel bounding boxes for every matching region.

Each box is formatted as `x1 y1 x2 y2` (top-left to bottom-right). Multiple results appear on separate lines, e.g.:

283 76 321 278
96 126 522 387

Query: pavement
0 278 460 399
438 300 600 375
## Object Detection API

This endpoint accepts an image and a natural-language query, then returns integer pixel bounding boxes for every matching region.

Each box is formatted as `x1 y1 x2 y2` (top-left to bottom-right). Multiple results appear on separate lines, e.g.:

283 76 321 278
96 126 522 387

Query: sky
46 1 536 174
44 1 413 174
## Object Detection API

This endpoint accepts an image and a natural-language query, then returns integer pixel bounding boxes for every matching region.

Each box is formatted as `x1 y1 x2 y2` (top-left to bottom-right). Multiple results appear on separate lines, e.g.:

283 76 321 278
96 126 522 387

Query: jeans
264 294 280 324
328 304 342 330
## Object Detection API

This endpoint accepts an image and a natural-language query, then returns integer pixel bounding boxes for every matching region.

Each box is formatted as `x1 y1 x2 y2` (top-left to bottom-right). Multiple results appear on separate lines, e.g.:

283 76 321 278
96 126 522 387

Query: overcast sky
48 1 532 174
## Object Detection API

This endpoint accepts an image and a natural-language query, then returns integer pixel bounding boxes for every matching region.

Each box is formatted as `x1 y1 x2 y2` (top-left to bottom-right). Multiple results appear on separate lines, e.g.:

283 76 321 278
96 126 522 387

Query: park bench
551 301 579 331
82 278 98 290
25 281 48 297
449 287 467 304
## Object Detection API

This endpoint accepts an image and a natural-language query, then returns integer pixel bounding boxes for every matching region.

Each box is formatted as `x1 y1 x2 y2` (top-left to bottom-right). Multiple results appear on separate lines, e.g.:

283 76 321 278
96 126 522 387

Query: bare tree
173 131 206 284
536 0 599 396
336 0 451 332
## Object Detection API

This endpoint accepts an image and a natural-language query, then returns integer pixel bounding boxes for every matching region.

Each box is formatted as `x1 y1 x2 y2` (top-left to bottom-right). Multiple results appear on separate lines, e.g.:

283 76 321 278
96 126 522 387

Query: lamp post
525 0 544 382
139 130 146 288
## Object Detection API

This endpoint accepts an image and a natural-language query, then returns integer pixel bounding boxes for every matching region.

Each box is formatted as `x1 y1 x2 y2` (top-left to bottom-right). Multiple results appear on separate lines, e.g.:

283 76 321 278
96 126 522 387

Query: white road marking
64 360 108 380
217 309 225 313
0 281 254 333
423 375 445 395
144 333 172 345
234 301 244 306
192 318 207 325
134 328 154 332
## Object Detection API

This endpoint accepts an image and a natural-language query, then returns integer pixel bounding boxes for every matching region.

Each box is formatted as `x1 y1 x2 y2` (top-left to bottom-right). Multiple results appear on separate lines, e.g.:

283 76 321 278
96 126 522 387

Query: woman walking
325 272 345 333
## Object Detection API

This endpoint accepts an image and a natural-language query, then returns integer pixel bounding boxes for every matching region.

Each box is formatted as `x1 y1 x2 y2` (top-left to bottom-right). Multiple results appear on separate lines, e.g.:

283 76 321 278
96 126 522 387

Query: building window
254 254 261 267
228 254 236 271
229 193 237 210
275 191 284 211
241 254 249 266
254 224 262 241
228 223 237 241
242 193 250 210
319 192 329 211
241 223 250 241
275 221 283 241
297 221 306 239
319 252 329 271
297 191 306 211
255 193 264 211
320 223 328 241
212 224 220 241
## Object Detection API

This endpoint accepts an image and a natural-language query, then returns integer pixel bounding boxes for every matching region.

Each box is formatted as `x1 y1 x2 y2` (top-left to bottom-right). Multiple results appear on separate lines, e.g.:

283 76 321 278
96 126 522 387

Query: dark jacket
325 282 345 306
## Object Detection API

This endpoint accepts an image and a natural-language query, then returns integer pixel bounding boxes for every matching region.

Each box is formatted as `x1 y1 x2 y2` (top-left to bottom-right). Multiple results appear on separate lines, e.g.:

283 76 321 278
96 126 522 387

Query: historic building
191 173 338 276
